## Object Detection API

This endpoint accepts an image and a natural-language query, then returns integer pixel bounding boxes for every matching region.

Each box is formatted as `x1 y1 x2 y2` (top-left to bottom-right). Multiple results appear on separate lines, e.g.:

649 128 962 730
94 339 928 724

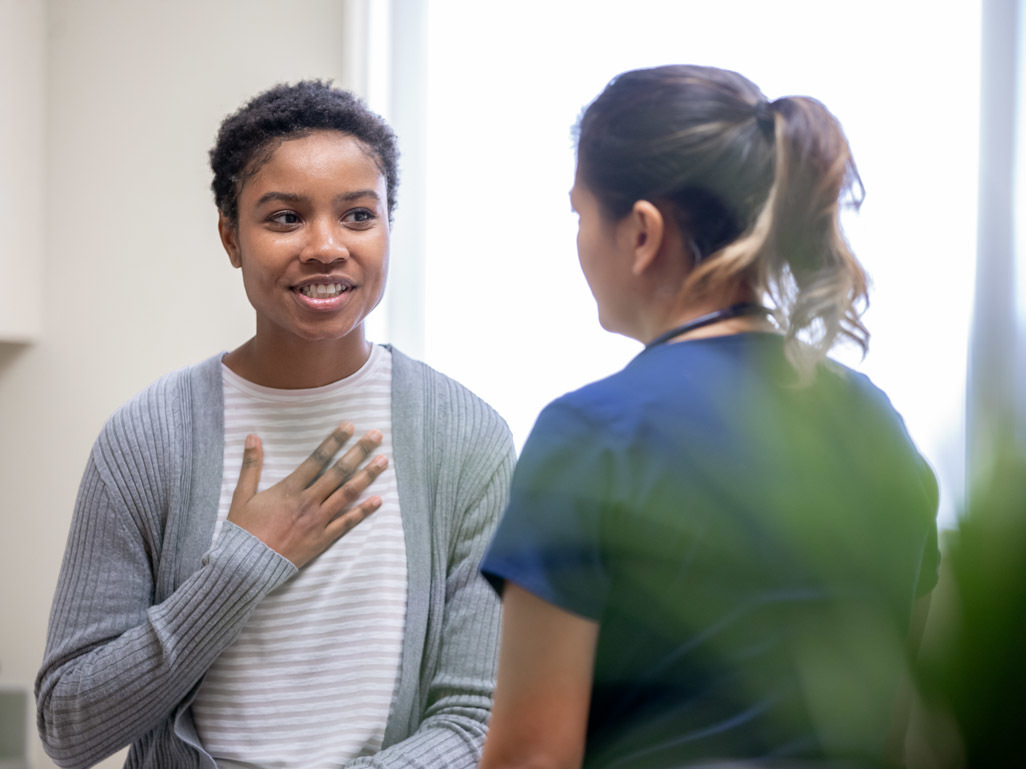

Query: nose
300 217 349 264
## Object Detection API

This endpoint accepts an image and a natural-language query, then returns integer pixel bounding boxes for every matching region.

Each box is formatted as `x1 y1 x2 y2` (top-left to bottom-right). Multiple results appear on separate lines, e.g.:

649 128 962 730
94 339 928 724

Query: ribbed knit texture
36 347 514 769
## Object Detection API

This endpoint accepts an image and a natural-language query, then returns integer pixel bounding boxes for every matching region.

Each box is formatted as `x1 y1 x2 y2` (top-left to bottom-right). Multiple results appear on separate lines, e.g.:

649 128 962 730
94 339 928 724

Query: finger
309 430 383 499
321 454 389 515
231 434 263 507
323 495 383 543
291 422 355 488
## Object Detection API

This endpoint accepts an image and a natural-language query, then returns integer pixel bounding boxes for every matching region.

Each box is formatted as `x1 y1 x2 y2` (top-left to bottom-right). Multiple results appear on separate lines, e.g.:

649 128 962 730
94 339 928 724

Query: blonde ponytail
577 66 870 381
684 96 869 380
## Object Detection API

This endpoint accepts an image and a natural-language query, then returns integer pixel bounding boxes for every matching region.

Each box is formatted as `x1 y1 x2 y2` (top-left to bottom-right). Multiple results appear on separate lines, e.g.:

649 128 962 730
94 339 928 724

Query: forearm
37 521 294 768
479 585 597 769
480 754 579 769
342 711 490 769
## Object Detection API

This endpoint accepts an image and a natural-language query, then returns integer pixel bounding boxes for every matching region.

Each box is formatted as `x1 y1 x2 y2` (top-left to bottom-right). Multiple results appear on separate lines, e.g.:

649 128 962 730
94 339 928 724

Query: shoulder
816 358 919 444
811 356 940 518
527 357 658 449
387 345 514 463
838 361 938 476
93 354 222 473
511 391 621 508
529 390 609 447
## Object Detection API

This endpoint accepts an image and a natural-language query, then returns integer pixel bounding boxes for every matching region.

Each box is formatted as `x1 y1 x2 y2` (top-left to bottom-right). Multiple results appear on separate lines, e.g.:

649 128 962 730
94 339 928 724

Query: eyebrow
254 189 382 207
337 189 382 205
255 191 304 207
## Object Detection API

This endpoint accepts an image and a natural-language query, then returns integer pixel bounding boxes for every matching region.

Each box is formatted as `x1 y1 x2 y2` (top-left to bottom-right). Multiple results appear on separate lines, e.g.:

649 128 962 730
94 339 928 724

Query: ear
625 200 666 277
218 212 242 268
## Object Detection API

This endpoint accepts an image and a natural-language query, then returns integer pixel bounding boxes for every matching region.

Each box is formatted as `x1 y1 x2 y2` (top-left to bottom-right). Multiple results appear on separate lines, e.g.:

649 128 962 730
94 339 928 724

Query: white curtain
968 0 1026 489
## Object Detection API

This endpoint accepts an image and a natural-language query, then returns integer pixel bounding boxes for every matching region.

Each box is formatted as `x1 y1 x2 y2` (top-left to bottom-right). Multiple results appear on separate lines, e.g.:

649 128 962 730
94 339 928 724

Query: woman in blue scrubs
480 65 939 769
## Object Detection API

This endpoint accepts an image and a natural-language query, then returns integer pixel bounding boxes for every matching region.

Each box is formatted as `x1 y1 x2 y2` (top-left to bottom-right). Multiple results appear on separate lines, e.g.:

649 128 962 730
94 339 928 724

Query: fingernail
372 455 388 469
368 429 382 442
245 434 256 449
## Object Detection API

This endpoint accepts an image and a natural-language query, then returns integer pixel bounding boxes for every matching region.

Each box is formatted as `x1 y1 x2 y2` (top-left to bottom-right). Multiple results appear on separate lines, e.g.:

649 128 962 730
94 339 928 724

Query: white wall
0 2 357 766
0 0 45 342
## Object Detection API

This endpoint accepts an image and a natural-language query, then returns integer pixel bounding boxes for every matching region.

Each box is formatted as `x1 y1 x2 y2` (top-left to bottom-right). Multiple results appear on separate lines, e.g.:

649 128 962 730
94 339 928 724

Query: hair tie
754 100 775 139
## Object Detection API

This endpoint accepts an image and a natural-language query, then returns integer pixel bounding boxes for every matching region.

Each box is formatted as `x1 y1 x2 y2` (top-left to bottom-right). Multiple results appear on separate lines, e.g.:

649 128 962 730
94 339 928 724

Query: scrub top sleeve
481 399 612 621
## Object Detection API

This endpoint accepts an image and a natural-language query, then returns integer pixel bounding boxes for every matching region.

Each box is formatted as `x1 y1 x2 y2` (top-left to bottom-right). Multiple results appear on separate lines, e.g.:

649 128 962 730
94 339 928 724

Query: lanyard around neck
644 302 772 351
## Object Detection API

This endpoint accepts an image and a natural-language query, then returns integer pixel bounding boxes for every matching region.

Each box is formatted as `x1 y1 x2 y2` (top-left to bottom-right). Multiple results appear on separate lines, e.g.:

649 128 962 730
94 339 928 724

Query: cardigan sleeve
36 402 296 769
343 401 515 768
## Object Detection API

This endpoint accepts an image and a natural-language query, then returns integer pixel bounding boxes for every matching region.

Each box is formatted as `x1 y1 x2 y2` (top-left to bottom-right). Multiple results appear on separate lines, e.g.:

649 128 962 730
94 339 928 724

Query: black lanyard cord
643 303 772 350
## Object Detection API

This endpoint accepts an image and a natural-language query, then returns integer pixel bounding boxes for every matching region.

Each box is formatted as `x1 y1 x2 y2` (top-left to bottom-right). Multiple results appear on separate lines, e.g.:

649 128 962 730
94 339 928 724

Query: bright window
413 0 981 528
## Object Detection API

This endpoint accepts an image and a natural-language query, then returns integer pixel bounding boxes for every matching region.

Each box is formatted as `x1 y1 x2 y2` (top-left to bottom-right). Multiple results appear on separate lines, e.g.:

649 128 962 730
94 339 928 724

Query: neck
642 288 769 345
223 329 373 389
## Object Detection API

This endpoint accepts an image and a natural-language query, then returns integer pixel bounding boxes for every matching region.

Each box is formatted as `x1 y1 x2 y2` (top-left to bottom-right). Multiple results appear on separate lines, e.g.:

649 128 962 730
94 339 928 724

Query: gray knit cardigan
36 347 515 769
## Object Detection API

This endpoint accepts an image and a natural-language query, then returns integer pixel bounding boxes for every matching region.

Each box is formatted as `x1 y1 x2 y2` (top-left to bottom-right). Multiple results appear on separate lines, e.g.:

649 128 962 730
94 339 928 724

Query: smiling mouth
297 283 350 298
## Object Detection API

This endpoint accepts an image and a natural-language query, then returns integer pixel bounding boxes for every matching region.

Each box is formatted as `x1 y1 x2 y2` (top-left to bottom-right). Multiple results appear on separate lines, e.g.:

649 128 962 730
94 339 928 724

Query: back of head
575 65 869 378
210 80 400 226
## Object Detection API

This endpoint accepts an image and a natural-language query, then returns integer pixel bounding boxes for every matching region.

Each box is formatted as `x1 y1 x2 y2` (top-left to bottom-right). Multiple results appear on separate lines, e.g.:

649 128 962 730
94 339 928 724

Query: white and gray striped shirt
192 345 407 769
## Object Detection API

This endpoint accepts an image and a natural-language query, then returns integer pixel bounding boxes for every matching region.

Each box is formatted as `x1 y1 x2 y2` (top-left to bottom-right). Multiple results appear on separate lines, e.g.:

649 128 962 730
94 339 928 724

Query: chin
599 319 646 345
597 311 628 337
286 322 364 345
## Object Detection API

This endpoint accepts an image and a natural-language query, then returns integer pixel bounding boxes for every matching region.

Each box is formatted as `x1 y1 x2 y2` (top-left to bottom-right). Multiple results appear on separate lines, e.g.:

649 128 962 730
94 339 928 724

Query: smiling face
220 130 389 365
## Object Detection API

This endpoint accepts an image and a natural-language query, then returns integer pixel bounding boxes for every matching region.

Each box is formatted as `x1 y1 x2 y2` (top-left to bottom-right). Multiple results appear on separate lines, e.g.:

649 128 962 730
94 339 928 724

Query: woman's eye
344 209 375 226
269 211 301 226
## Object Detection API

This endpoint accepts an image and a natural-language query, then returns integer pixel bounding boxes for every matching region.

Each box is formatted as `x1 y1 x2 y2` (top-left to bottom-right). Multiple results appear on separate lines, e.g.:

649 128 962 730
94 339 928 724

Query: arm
37 424 385 769
36 453 295 769
479 583 599 769
476 400 610 769
884 581 936 763
883 458 941 762
343 433 515 769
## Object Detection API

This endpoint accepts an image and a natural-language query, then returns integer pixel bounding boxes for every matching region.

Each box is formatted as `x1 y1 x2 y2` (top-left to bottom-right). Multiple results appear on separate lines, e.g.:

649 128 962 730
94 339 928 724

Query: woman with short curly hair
37 80 514 769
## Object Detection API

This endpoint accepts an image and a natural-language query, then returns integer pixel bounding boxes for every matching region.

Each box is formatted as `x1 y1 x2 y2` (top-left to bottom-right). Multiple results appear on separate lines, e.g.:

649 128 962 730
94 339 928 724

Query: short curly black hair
210 80 399 225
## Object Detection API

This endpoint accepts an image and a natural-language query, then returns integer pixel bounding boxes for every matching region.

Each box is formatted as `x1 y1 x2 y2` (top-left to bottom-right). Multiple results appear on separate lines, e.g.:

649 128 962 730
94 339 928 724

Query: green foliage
914 446 1026 767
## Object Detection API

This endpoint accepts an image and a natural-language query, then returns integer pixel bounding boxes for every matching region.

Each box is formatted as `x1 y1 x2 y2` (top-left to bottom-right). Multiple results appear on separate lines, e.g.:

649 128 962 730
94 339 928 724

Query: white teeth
300 283 345 298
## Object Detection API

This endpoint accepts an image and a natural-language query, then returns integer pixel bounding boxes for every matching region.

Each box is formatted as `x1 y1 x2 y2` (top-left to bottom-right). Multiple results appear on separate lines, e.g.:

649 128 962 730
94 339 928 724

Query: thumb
231 433 263 506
